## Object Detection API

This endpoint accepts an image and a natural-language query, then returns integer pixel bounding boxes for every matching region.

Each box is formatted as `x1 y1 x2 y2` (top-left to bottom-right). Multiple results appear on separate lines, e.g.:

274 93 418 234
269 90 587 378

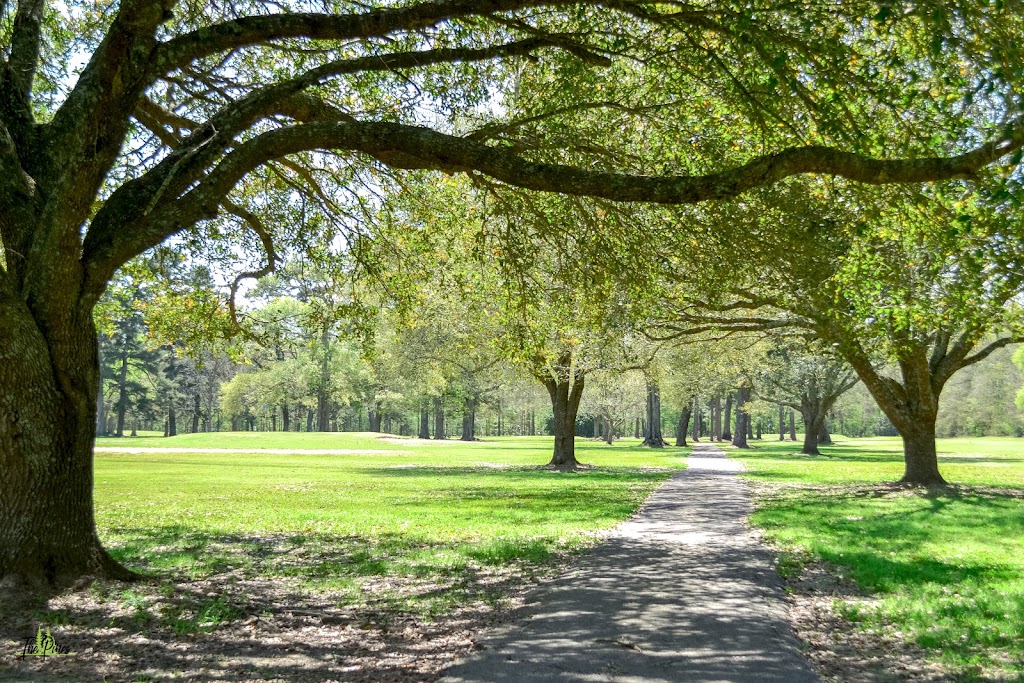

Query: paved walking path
441 443 818 683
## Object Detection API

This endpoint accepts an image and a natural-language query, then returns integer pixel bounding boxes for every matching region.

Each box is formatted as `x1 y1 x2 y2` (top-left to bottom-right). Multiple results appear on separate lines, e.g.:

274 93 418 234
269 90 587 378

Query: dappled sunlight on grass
94 434 687 617
738 436 1024 677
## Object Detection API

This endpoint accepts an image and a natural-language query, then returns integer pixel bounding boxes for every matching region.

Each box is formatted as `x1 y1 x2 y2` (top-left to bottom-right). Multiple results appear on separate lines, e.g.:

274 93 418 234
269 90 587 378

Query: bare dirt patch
0 538 574 682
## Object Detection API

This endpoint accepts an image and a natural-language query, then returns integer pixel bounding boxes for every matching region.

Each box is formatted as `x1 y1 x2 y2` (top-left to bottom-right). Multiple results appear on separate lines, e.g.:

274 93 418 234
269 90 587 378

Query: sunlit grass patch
94 434 686 622
734 436 1024 678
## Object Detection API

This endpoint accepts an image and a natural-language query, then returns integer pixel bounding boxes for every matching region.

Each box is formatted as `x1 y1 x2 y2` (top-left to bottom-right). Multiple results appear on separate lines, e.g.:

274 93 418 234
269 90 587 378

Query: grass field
732 435 1024 679
92 433 685 621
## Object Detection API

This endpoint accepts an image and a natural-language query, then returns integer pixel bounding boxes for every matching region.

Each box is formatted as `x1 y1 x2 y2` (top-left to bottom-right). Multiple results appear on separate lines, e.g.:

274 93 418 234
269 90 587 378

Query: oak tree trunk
818 419 833 445
460 397 476 441
711 396 722 442
418 404 430 439
691 395 701 442
433 396 446 439
167 402 177 437
722 394 732 440
281 404 290 432
0 297 133 586
800 410 823 455
543 370 585 469
732 387 750 448
642 381 666 447
675 406 690 447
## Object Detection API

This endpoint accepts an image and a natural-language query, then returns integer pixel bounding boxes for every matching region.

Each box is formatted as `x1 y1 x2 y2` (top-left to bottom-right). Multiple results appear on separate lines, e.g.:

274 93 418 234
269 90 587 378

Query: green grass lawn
732 435 1024 678
93 433 685 618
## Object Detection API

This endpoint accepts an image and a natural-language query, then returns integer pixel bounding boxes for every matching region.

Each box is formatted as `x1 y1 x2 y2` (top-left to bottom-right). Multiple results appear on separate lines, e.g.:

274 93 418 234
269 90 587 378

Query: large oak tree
1 0 1023 585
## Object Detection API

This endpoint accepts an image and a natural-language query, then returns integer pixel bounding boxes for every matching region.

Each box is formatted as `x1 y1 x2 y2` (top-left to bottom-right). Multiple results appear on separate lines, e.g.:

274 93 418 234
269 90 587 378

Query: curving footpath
441 442 818 683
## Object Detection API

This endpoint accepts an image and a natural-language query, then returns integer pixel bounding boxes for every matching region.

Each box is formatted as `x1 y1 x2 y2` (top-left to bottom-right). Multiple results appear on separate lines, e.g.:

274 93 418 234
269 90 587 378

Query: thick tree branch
183 115 1024 205
4 0 45 101
959 336 1023 369
153 0 583 74
84 112 1024 299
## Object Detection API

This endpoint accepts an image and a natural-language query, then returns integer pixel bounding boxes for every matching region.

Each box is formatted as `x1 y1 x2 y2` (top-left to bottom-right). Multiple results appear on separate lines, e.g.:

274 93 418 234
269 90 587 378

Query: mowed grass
94 434 685 617
731 436 1024 678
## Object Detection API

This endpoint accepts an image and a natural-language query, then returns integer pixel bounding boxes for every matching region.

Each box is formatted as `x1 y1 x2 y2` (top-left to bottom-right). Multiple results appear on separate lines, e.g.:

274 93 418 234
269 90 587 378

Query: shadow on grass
756 485 1024 672
745 441 1024 465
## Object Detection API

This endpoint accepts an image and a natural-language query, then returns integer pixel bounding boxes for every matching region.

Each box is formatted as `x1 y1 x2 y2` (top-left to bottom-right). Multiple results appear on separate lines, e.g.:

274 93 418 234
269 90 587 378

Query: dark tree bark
712 395 722 441
691 396 701 442
840 343 953 484
281 403 290 432
732 386 750 448
818 419 833 445
0 297 134 586
306 409 315 433
675 405 691 447
747 413 754 439
418 403 430 439
114 354 129 437
756 420 762 439
368 404 382 432
779 403 786 441
722 394 733 440
433 396 446 439
536 352 586 469
789 410 797 441
633 418 640 439
316 327 331 432
167 401 177 437
642 380 667 447
191 392 201 434
460 397 476 441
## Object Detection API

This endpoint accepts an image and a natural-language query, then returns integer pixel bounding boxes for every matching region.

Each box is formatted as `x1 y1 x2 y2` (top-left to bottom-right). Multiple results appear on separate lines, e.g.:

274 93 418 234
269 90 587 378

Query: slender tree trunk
722 394 733 441
115 354 129 437
306 409 315 433
675 406 690 447
789 410 797 441
418 403 430 439
642 381 666 447
460 397 476 441
779 403 786 441
281 404 290 432
433 396 446 440
191 392 200 433
592 415 600 439
747 414 754 439
167 402 177 437
96 385 106 437
691 395 701 442
633 418 640 439
317 327 331 432
603 415 613 444
756 420 762 439
711 396 722 442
